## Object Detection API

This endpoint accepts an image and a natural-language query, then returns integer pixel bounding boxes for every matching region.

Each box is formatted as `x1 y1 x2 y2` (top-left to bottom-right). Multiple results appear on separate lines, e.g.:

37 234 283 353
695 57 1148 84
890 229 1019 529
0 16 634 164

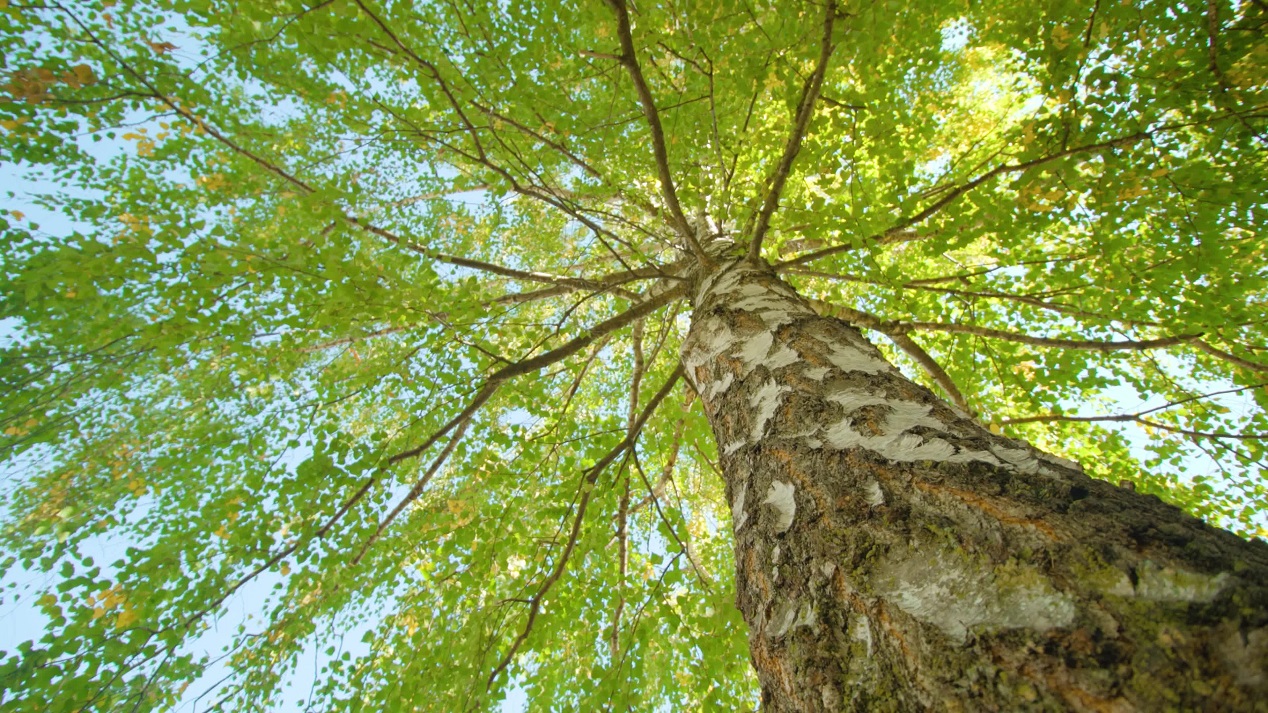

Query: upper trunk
681 256 1268 712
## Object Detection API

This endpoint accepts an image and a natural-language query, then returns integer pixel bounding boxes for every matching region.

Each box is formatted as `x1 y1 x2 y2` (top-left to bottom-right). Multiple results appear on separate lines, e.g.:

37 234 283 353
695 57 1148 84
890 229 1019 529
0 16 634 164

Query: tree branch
812 300 971 412
746 2 837 259
903 321 1199 352
999 382 1268 439
631 451 713 589
887 332 973 414
387 285 684 465
487 365 683 689
610 318 644 656
352 414 473 564
67 7 619 295
1196 339 1268 373
814 301 1197 353
603 0 710 266
776 130 1155 268
1002 411 1268 440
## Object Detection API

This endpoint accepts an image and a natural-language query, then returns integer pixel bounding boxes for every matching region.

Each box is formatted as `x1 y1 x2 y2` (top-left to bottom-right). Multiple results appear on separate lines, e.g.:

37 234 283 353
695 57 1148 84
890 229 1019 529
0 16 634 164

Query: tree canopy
1 0 1265 709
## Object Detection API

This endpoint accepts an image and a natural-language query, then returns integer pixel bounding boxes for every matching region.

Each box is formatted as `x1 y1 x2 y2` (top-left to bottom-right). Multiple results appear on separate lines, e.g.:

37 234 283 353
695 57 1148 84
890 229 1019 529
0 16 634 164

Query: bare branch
746 2 837 259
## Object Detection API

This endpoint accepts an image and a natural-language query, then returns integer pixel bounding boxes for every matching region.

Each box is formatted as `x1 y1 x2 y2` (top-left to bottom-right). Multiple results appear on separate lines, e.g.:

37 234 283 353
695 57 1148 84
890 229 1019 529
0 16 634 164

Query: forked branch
603 0 710 266
746 2 838 259
487 366 684 689
344 288 683 565
389 284 685 465
777 130 1156 268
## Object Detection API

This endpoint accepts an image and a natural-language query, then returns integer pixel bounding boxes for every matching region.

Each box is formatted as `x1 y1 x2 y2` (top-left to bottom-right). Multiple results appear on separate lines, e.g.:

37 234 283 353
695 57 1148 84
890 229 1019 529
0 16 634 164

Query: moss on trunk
684 256 1268 712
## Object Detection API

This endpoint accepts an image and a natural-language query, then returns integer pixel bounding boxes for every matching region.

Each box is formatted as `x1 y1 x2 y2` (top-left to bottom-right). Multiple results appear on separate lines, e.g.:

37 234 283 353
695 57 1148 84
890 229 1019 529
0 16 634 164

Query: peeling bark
683 255 1268 712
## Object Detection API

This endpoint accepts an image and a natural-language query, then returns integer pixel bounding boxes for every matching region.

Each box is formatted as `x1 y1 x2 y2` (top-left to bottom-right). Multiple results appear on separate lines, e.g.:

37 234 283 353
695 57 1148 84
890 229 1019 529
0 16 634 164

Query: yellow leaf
99 584 124 609
989 423 1002 435
197 173 227 191
71 64 95 85
1050 25 1073 51
214 524 230 539
280 563 290 576
9 210 24 220
37 593 58 609
115 606 138 630
146 40 178 55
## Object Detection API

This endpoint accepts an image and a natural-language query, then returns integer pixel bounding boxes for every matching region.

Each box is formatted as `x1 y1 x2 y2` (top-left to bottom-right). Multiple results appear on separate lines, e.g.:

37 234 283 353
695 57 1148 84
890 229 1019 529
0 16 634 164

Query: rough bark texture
681 254 1268 712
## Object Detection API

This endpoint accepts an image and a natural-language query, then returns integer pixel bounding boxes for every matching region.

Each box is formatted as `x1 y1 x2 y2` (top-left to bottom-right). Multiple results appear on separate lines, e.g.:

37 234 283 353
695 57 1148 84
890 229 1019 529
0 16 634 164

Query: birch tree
2 0 1267 710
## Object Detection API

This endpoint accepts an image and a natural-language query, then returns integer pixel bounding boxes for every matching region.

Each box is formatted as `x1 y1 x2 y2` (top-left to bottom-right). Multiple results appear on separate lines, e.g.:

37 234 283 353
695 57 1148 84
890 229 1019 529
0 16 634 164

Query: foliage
0 0 1265 709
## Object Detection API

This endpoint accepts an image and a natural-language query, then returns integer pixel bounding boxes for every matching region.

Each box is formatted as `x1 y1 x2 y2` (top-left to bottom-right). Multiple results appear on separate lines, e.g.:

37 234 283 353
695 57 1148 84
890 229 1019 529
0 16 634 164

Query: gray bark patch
872 543 1076 643
763 480 796 533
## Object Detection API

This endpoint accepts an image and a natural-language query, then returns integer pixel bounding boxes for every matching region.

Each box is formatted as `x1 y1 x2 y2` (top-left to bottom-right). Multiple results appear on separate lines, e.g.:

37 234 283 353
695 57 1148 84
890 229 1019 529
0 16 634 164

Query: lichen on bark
684 254 1268 712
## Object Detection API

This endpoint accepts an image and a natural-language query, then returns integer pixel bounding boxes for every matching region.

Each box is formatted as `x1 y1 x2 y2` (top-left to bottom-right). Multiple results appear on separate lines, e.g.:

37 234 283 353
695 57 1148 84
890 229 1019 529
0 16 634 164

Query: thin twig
610 318 644 656
1000 382 1268 439
631 452 713 589
352 416 474 564
814 301 1197 352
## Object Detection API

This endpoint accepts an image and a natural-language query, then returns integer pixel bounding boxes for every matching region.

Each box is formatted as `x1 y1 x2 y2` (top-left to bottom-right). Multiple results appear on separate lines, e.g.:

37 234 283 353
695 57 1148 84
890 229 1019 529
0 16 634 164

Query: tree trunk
682 256 1268 712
